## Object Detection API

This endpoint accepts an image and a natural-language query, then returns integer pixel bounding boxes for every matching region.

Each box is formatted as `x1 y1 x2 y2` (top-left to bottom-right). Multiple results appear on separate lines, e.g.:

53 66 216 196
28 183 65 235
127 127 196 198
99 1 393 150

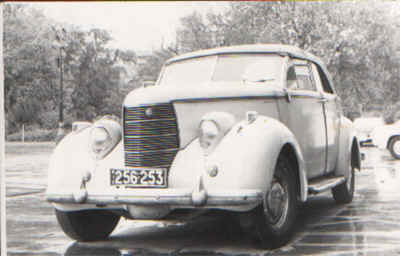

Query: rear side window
287 65 316 91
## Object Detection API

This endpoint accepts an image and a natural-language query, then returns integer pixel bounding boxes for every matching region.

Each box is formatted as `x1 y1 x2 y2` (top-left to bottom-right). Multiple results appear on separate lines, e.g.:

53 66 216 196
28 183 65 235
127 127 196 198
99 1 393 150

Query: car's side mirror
143 81 155 87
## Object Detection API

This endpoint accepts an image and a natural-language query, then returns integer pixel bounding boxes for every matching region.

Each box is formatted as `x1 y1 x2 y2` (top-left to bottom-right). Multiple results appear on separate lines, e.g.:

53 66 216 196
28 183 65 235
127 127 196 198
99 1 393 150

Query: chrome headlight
90 118 122 160
199 112 236 156
199 120 221 154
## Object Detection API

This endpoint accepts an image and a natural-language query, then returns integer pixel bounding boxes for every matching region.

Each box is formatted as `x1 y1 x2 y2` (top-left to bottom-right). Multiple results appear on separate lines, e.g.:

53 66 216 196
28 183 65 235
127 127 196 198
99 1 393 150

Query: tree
169 1 400 116
4 4 59 132
4 4 138 133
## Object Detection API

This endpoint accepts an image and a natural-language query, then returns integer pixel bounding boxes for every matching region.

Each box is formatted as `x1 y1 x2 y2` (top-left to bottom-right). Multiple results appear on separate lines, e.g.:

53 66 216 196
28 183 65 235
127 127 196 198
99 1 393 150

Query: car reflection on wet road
6 143 400 255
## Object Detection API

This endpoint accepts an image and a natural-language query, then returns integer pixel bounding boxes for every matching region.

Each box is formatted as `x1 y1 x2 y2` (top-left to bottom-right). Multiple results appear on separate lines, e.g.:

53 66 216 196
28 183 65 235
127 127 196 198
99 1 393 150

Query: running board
308 176 346 194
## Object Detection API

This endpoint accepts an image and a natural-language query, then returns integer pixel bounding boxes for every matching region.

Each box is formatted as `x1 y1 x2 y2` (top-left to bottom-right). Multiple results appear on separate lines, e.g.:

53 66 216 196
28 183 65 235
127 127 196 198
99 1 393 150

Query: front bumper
46 188 263 207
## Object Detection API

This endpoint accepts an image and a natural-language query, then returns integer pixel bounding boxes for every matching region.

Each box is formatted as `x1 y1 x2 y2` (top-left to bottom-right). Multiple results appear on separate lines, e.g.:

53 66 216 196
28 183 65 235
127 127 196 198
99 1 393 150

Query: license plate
110 168 167 188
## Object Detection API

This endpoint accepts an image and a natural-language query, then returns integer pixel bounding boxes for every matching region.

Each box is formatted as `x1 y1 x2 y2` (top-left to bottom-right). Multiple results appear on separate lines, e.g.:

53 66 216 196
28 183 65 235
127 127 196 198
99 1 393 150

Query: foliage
4 4 137 135
138 1 400 116
5 2 400 139
4 4 59 132
383 102 400 125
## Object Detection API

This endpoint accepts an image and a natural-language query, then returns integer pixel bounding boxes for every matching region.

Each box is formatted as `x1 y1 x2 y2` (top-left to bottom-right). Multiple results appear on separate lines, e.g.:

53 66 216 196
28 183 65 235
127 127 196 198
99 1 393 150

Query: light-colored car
46 44 361 249
371 120 400 159
353 117 384 146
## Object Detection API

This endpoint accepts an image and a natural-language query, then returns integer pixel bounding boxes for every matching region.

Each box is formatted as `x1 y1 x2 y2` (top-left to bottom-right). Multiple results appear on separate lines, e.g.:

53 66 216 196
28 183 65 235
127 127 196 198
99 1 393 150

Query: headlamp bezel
199 120 221 154
198 112 236 156
89 117 122 160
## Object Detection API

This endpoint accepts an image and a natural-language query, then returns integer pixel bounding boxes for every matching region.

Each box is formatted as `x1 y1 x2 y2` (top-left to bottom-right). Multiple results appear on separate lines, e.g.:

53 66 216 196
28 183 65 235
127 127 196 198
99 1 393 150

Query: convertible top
166 44 323 67
165 44 334 91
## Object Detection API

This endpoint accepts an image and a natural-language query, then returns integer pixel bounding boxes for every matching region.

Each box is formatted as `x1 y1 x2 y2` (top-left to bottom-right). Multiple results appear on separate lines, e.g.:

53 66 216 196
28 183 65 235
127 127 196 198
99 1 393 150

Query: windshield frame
157 53 285 87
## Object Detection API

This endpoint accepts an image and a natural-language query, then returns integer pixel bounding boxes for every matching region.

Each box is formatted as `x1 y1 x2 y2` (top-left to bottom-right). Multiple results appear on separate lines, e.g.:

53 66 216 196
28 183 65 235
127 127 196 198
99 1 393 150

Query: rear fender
335 117 361 178
169 115 308 202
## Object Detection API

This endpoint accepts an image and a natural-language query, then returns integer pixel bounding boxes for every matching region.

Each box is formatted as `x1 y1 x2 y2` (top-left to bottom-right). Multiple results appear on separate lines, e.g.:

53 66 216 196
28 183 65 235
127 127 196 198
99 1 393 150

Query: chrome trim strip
125 148 179 154
172 95 283 104
125 118 177 124
124 133 177 138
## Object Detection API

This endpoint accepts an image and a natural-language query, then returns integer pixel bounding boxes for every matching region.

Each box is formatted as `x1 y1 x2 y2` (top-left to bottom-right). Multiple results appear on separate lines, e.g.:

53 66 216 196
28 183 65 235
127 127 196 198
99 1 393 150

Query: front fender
46 127 125 199
169 115 308 201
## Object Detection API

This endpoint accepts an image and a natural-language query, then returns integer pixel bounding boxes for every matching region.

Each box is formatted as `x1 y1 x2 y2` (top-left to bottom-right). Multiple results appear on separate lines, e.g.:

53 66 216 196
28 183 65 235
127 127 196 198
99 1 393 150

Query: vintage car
371 120 400 159
46 44 361 249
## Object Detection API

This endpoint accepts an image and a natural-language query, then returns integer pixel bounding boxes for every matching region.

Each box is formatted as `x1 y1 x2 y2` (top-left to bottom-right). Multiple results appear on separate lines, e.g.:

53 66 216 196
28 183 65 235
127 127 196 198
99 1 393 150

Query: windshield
158 53 284 87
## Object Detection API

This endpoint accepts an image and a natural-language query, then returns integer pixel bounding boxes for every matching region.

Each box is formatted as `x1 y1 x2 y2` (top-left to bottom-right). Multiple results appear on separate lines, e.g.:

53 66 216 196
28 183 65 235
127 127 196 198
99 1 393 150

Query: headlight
89 118 122 160
91 127 111 154
199 120 220 152
198 112 236 156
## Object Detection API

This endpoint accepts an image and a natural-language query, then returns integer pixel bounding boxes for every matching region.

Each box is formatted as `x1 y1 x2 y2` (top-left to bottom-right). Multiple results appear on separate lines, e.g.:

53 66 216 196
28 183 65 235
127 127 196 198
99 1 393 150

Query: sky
35 2 228 53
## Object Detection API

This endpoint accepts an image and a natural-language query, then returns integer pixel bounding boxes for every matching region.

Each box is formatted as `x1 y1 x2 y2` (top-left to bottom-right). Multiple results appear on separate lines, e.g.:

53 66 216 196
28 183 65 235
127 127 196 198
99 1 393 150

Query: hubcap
265 179 289 227
393 140 400 155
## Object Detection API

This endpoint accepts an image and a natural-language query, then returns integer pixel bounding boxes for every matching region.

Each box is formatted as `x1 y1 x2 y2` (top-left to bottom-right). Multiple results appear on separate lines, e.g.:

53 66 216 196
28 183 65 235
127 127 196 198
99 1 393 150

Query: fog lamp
206 164 219 177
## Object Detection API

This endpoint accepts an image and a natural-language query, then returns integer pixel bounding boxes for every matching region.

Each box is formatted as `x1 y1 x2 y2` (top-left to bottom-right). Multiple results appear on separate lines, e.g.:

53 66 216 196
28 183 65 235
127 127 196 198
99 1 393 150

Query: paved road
6 143 400 255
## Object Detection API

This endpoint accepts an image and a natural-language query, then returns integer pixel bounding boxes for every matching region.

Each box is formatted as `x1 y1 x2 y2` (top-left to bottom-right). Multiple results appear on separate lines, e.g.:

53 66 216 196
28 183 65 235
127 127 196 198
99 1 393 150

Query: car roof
166 44 324 67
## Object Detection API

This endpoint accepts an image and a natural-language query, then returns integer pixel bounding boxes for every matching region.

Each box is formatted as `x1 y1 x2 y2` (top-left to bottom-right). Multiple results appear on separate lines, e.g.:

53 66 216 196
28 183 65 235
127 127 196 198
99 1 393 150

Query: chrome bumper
46 188 263 207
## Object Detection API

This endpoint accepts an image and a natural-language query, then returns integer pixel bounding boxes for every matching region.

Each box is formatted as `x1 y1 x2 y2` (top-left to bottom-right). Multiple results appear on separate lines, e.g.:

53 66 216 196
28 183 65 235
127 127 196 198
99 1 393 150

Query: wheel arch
277 142 308 203
335 116 361 178
351 138 361 170
386 135 400 149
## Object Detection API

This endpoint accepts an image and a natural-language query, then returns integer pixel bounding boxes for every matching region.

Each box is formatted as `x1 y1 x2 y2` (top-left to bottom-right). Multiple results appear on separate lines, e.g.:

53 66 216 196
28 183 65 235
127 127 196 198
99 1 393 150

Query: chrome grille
123 104 179 168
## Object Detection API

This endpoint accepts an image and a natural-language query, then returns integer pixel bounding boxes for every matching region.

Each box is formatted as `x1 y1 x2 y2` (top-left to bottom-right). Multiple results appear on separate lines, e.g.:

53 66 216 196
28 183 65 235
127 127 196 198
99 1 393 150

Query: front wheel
388 136 400 159
252 156 298 249
55 209 121 241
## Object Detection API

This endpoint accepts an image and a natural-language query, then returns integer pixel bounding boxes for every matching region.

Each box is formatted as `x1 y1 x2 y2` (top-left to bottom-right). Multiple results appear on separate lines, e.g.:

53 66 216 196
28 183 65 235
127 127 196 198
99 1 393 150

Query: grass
6 129 58 142
5 142 56 155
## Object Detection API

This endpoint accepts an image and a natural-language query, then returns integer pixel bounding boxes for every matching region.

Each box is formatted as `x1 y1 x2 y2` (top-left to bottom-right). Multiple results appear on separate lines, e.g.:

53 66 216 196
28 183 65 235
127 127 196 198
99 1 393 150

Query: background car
353 117 384 146
46 44 360 249
371 120 400 159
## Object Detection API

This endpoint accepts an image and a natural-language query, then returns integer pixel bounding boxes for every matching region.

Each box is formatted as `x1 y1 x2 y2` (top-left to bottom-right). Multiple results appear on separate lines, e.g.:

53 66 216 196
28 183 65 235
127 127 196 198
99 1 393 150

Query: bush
383 102 400 124
6 128 58 142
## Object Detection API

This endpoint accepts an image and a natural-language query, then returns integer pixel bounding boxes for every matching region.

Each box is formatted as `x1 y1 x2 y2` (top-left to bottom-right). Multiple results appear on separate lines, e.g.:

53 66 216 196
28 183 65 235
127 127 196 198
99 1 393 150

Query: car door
311 63 340 173
281 59 327 179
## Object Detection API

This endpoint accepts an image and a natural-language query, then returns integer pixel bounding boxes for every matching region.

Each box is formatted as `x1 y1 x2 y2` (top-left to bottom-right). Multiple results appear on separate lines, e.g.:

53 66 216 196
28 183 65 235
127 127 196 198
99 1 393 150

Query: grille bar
124 119 178 136
123 104 179 168
124 105 175 121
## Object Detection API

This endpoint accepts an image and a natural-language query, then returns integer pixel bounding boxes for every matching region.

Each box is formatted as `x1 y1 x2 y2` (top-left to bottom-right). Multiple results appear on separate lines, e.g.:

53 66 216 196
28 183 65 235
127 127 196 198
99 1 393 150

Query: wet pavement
6 143 400 255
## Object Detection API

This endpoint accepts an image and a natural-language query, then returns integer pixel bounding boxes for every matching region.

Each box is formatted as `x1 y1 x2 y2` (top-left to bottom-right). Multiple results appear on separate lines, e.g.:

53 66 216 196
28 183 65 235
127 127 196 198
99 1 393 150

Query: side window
312 63 334 94
286 64 316 91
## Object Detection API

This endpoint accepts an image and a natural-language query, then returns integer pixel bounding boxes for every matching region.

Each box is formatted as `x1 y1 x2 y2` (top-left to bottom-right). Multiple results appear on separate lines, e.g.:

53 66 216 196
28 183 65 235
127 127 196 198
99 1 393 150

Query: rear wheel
388 136 400 159
55 209 120 241
252 156 298 249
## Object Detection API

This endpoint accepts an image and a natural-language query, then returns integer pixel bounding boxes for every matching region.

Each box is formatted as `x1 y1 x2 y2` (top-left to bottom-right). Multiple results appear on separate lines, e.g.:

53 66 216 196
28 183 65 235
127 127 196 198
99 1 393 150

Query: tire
55 209 121 241
252 156 298 249
388 136 400 159
332 159 355 204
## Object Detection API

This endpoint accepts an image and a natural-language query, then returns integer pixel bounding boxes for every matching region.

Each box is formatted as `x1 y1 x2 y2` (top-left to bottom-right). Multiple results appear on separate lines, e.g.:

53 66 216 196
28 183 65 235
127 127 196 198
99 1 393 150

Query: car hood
123 82 284 107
